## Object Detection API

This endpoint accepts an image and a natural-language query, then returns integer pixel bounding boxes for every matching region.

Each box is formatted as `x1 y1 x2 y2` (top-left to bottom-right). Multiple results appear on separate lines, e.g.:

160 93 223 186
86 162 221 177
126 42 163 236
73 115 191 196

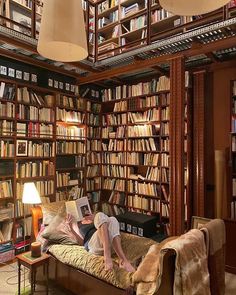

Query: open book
65 197 92 221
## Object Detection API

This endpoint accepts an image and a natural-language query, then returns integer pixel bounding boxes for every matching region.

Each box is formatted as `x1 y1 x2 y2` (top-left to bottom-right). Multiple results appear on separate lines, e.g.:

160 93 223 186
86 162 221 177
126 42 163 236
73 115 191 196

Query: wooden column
170 56 185 235
193 71 205 217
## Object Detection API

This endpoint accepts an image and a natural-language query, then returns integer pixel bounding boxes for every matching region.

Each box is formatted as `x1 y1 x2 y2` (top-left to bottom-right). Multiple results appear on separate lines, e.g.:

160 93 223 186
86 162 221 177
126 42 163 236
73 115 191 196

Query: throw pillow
42 213 78 245
41 201 66 225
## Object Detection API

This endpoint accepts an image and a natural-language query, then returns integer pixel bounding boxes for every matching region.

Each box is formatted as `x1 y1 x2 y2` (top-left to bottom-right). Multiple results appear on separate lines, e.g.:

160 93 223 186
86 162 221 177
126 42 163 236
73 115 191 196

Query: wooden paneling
169 56 185 236
193 71 206 217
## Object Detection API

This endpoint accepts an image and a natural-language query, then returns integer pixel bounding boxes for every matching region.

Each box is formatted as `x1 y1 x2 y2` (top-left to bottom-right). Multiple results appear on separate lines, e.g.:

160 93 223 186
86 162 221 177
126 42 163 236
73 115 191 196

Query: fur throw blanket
133 229 211 295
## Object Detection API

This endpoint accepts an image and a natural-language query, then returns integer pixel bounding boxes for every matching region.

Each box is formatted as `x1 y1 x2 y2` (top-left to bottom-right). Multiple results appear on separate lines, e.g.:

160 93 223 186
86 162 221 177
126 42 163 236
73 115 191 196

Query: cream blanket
161 229 210 295
133 229 210 295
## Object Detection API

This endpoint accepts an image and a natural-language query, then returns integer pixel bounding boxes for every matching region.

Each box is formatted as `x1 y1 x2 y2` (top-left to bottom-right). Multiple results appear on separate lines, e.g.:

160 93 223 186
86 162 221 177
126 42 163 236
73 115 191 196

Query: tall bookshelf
0 77 101 252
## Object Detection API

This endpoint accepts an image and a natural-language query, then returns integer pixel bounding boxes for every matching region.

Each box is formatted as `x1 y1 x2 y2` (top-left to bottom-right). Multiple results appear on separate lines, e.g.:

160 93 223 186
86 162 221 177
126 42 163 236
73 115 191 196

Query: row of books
17 87 53 107
102 77 170 101
121 2 142 19
15 200 31 218
127 195 161 212
127 152 160 166
102 152 126 164
127 124 160 137
98 0 118 14
0 140 14 157
17 105 55 122
16 160 54 178
103 178 125 191
17 122 53 138
101 126 125 138
56 141 85 154
98 11 119 29
86 177 101 191
87 152 101 164
0 101 15 118
87 113 100 126
0 180 13 199
56 172 81 188
87 165 99 177
102 165 126 178
108 191 125 206
151 8 173 23
56 125 85 139
0 120 13 136
103 113 127 125
128 109 160 123
102 139 125 151
0 82 15 100
87 102 101 113
56 95 86 111
0 203 14 221
127 180 160 197
87 140 101 151
56 108 85 123
127 138 159 151
88 126 100 138
28 141 55 157
128 95 159 110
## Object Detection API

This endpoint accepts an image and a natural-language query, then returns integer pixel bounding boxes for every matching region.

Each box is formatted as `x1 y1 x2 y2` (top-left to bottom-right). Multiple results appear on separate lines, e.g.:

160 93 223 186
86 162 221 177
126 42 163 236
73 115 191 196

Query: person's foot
119 260 136 272
104 257 113 271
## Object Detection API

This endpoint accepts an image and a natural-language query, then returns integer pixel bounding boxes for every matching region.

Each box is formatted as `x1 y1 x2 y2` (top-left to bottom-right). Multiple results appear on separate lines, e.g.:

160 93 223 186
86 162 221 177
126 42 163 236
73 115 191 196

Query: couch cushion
48 232 156 289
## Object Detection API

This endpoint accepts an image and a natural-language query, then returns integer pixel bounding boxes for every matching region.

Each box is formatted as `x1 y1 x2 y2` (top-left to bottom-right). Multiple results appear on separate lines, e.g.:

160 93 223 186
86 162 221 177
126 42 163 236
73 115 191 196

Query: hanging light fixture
159 0 230 16
37 0 88 62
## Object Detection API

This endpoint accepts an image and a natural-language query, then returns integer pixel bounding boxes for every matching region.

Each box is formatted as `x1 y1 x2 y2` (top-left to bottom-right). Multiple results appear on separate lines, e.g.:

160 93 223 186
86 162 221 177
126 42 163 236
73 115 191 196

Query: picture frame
16 140 28 156
191 216 211 229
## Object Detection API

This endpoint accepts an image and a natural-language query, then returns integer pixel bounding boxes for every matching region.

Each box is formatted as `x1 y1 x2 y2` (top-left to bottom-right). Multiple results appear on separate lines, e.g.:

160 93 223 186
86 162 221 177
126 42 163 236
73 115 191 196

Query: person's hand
66 213 74 228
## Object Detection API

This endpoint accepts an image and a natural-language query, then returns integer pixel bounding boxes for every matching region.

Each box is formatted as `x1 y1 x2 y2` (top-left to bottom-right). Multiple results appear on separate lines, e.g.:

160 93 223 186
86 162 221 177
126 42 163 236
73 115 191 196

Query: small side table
16 251 50 295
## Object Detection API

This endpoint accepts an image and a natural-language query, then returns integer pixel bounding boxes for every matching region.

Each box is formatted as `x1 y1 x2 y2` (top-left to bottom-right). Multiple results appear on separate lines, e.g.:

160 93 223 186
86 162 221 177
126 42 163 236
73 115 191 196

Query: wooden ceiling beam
78 35 236 85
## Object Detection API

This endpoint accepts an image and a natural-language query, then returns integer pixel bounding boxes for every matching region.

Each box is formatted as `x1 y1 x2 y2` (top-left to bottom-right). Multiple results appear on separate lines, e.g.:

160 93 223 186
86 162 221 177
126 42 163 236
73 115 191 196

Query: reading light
37 0 88 62
159 0 230 16
22 182 41 205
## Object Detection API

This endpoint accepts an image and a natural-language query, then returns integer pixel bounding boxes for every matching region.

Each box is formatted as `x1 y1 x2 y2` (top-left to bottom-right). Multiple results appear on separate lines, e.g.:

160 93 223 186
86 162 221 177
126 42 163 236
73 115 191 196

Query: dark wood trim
78 35 236 84
193 70 206 216
169 56 185 235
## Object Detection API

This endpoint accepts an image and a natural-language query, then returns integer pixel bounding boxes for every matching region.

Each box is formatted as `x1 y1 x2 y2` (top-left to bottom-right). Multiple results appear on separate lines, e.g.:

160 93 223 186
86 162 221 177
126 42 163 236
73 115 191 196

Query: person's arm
66 214 84 246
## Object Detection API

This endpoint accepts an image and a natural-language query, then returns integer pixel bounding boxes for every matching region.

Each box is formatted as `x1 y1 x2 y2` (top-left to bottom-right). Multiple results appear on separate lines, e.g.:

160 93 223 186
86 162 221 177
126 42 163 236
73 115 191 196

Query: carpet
0 262 69 295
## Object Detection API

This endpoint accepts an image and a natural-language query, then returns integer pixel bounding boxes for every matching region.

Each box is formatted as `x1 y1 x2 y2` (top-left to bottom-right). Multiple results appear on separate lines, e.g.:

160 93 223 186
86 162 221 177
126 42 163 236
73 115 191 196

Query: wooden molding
170 56 185 236
193 71 206 216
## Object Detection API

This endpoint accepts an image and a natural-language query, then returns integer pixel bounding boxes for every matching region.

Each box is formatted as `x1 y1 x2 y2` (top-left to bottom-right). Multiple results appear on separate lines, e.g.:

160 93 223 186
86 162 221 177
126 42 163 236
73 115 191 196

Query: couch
31 202 225 295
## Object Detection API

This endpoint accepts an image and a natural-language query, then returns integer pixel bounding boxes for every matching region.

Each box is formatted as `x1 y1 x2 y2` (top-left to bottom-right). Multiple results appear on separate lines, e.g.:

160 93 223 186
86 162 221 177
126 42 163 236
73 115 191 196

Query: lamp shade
22 183 41 204
159 0 230 16
37 0 88 62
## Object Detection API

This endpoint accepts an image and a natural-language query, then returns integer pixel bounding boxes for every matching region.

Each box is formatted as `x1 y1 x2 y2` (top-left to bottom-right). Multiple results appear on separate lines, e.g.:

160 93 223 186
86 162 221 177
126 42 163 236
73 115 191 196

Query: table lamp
22 183 41 255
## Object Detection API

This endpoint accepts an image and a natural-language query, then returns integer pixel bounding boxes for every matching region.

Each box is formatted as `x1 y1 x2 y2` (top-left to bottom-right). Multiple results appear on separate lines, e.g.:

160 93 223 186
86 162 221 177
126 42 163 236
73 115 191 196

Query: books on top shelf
0 82 15 100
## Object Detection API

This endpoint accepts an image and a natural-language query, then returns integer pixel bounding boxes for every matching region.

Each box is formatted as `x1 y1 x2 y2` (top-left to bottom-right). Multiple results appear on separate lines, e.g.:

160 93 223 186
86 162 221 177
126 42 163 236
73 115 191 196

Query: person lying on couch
66 211 136 273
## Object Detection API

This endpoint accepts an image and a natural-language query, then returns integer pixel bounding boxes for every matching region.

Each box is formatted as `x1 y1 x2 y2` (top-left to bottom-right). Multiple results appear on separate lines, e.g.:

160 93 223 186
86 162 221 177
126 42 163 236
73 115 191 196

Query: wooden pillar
193 71 205 217
170 56 185 235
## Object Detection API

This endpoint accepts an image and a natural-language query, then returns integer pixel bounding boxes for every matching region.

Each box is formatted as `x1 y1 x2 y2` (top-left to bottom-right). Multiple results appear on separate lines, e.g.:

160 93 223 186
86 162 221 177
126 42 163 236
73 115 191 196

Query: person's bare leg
97 223 113 271
112 236 135 272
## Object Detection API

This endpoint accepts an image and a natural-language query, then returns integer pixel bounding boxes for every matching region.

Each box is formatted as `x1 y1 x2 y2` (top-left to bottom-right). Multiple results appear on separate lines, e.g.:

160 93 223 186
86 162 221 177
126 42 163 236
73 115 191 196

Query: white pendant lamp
37 0 88 62
159 0 230 16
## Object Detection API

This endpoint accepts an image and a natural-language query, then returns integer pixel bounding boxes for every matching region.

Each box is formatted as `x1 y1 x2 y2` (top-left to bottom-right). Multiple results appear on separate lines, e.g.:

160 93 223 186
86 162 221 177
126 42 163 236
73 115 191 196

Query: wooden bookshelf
0 77 101 253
